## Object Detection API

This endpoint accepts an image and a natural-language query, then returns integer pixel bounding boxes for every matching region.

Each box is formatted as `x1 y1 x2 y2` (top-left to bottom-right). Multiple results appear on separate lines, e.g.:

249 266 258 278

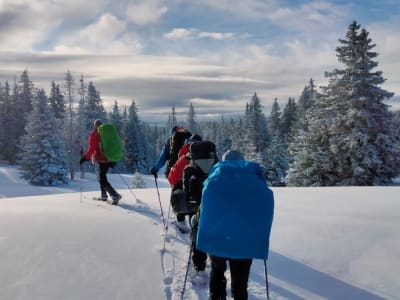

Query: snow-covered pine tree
1 81 16 163
268 98 281 139
15 70 34 153
265 131 288 186
109 100 124 133
186 102 201 135
280 97 298 146
288 21 400 186
18 89 68 185
124 99 148 173
244 93 270 155
63 70 77 179
167 105 178 130
85 81 107 131
48 81 66 119
326 22 399 185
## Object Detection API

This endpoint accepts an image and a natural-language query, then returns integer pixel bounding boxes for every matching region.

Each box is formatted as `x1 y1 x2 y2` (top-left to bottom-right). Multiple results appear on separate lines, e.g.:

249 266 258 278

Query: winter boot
111 193 122 205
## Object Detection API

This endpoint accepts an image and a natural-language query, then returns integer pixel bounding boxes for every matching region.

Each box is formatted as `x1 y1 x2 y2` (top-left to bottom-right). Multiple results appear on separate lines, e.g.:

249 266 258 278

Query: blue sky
0 0 399 122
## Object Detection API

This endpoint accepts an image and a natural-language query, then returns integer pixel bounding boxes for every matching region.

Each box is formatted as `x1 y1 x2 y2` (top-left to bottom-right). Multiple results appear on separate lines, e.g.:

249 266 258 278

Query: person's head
222 149 244 161
94 119 102 128
170 125 182 135
186 134 202 144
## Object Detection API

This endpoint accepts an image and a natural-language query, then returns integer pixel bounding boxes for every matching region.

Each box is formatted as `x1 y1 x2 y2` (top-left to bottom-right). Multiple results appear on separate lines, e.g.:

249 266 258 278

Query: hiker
80 119 122 204
168 134 202 233
196 149 274 300
150 126 191 178
182 141 218 285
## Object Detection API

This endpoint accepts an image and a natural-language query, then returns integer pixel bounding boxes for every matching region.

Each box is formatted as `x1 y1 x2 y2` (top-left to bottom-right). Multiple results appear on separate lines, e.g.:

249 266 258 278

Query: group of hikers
81 120 275 300
151 125 275 300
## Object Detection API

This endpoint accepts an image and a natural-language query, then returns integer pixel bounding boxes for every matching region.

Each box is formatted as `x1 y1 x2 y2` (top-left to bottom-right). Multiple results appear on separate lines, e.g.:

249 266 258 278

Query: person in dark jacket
80 119 121 204
150 126 180 178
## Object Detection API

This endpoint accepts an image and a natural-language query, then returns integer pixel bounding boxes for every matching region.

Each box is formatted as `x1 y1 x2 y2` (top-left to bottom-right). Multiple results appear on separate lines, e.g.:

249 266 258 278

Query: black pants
209 255 252 300
95 162 117 198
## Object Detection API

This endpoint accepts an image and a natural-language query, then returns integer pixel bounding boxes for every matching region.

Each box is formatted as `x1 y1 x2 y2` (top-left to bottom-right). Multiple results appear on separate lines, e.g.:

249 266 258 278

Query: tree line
0 21 399 186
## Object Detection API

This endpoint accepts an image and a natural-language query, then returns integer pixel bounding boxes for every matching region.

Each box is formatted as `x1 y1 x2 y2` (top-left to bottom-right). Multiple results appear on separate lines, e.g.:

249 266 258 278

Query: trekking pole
154 175 166 228
162 201 172 251
180 242 194 300
118 173 138 202
80 178 83 203
264 259 270 300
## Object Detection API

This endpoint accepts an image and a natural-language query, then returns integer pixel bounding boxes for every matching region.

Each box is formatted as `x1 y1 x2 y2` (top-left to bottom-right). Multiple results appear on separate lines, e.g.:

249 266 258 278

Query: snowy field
0 163 399 300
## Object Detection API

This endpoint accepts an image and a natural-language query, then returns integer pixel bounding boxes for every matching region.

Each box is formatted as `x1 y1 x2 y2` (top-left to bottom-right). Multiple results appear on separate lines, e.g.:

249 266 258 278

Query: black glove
150 166 158 178
79 156 88 165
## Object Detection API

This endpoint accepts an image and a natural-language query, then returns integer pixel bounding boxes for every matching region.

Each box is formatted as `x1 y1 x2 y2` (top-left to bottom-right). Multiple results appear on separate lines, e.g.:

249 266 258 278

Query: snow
0 163 399 300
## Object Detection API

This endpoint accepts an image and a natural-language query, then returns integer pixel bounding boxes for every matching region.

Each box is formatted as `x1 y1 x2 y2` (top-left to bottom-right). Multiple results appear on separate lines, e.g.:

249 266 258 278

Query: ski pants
209 255 252 300
95 162 117 198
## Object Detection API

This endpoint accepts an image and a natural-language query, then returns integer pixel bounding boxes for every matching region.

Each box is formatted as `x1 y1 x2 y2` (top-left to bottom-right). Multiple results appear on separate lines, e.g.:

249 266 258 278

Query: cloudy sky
0 0 399 122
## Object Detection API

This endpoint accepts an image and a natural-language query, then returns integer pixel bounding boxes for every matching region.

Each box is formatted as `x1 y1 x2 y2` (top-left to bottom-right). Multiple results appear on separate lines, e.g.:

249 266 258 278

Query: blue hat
222 149 244 161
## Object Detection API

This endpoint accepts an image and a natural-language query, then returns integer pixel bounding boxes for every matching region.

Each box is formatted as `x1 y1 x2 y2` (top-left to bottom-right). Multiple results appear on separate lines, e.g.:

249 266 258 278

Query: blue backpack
196 160 274 260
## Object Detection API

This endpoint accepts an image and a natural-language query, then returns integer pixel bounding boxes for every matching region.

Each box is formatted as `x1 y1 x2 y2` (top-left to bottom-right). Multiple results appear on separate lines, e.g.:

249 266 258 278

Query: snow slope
0 164 399 300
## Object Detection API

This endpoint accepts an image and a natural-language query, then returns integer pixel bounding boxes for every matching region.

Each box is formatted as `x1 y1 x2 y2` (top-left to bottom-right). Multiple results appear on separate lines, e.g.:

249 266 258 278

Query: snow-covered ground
0 163 399 300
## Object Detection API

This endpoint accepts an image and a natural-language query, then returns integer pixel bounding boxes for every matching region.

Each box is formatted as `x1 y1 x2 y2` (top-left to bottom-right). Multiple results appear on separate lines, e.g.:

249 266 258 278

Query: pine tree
268 98 281 138
186 102 201 134
109 100 124 132
18 89 68 185
15 70 34 150
167 105 178 129
265 131 288 186
124 99 148 172
242 93 269 165
288 21 400 186
48 81 66 119
280 97 298 146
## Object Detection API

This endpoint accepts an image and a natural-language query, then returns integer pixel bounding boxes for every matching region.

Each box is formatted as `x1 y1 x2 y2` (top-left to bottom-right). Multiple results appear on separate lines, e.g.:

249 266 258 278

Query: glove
79 156 88 165
150 166 158 178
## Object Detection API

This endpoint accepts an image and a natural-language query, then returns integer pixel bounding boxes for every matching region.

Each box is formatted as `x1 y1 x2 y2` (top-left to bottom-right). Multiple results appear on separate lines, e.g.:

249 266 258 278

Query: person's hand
150 166 158 178
79 156 88 165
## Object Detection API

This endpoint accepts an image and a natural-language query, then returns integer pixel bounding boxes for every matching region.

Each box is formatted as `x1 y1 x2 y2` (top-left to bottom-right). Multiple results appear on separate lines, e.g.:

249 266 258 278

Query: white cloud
53 14 142 55
164 28 195 40
126 0 167 26
164 28 234 41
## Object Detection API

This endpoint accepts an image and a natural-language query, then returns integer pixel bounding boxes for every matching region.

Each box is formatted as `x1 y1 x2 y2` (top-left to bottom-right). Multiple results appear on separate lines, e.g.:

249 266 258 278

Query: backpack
166 128 192 175
170 141 218 215
196 160 274 260
184 141 218 205
98 124 123 162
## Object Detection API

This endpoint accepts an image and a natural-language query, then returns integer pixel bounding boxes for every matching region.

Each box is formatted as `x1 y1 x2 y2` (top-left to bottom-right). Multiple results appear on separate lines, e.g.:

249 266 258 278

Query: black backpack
166 129 192 176
184 141 218 206
170 141 218 215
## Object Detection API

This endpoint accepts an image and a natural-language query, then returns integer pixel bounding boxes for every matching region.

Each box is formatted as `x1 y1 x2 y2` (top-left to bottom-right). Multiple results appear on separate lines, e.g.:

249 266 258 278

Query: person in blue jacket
196 149 274 300
150 126 180 177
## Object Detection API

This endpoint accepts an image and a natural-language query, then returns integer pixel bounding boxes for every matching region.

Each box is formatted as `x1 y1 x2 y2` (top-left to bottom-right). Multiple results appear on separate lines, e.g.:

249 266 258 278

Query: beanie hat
222 149 244 161
94 119 102 127
170 125 181 135
185 134 202 145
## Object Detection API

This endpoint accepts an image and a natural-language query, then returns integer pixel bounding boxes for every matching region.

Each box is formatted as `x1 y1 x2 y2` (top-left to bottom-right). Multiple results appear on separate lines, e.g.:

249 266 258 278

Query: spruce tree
288 21 400 186
18 89 68 185
186 102 201 134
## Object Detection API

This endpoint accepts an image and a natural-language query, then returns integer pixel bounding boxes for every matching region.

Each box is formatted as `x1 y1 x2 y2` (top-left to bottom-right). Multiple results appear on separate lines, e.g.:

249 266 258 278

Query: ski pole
162 201 172 251
180 243 194 300
118 173 138 202
154 175 166 228
264 259 270 300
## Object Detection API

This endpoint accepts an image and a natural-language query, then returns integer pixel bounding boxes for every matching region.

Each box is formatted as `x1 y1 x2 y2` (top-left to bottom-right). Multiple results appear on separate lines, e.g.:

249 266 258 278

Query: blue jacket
196 160 274 260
